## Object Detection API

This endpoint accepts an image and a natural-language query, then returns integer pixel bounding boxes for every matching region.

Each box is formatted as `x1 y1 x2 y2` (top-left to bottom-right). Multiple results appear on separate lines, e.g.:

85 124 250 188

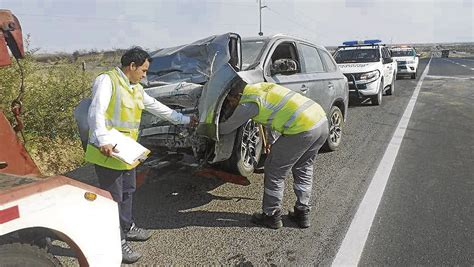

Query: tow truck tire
371 80 383 106
0 243 61 266
226 120 263 177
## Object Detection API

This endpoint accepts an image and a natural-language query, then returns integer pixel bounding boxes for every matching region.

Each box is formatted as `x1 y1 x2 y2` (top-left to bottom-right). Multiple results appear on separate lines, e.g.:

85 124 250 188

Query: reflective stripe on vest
239 83 326 135
84 68 145 170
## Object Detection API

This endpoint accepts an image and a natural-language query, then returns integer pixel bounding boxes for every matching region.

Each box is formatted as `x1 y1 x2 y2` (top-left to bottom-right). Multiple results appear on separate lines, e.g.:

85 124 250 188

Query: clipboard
107 128 150 166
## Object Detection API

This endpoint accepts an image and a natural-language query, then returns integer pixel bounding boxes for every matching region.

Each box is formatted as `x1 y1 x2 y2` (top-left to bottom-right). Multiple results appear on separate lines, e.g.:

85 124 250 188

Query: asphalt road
359 57 474 266
63 57 473 266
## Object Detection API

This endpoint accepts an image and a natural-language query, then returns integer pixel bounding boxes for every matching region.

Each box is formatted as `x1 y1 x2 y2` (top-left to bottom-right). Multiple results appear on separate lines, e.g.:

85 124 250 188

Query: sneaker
251 209 283 229
126 223 152 242
121 240 141 264
289 206 310 228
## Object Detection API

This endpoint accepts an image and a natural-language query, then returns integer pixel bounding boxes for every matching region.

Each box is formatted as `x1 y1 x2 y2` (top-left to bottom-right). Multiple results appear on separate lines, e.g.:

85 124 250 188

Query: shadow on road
132 165 258 230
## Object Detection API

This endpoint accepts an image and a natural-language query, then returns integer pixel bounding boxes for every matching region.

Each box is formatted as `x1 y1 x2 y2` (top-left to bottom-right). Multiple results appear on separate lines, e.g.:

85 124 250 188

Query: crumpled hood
146 33 240 85
337 62 381 74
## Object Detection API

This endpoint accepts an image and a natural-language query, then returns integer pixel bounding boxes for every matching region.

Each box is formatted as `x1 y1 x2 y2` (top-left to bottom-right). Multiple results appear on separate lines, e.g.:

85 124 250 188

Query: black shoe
251 209 283 229
126 223 152 242
289 206 310 228
121 240 141 264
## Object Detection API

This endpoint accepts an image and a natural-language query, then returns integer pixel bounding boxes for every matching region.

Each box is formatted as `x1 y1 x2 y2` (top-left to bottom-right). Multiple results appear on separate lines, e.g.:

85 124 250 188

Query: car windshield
241 40 268 70
333 48 380 63
391 49 415 57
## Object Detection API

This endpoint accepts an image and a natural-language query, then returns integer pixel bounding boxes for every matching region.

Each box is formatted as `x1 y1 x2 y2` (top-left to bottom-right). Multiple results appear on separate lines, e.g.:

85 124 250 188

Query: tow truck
333 40 397 105
0 9 121 266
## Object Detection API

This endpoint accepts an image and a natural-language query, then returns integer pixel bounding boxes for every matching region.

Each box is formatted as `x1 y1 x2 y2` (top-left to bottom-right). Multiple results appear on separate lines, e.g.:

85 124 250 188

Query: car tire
386 74 395 96
226 120 263 177
411 72 416 79
322 105 344 152
371 79 383 105
0 243 61 267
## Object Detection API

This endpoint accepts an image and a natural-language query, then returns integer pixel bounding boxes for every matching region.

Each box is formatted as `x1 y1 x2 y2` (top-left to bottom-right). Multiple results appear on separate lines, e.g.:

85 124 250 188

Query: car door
381 47 394 87
318 47 347 111
263 40 306 93
195 34 242 141
295 43 330 111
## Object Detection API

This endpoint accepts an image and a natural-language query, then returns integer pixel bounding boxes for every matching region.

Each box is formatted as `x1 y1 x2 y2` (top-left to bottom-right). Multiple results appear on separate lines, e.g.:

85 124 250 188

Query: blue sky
1 0 473 53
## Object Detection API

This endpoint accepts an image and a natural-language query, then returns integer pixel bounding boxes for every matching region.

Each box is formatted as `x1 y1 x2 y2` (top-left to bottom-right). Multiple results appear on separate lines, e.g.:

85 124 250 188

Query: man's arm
142 91 191 125
88 74 114 147
219 102 259 135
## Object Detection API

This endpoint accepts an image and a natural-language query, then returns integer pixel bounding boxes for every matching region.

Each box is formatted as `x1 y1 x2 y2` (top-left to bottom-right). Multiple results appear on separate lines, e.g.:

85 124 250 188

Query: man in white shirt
86 47 196 264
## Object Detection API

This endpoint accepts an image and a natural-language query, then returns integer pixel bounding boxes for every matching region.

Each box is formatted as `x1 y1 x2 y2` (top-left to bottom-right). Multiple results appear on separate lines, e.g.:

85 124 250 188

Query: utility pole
258 0 267 36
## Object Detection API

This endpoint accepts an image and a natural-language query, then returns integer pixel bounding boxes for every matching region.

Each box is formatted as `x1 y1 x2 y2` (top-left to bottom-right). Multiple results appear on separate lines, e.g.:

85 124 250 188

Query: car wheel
322 106 344 151
411 72 416 79
386 75 395 95
371 79 383 105
226 120 263 177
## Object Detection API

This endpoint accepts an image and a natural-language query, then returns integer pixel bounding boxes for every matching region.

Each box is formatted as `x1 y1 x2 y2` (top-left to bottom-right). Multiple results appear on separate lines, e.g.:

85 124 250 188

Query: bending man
219 78 328 229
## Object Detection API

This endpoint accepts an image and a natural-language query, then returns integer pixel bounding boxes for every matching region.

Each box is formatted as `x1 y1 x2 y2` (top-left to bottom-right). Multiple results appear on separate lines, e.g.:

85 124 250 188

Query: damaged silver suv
140 33 349 176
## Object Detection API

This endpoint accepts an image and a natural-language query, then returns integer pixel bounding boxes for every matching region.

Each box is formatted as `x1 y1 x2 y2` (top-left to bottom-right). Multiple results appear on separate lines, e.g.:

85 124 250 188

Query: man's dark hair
121 47 152 67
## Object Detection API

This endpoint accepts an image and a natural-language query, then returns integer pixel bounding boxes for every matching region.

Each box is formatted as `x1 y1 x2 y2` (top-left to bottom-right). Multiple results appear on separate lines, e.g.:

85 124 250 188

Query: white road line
426 75 474 80
332 58 432 267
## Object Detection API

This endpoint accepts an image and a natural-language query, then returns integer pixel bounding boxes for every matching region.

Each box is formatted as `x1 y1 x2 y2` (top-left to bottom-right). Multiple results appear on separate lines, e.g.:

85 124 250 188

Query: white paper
108 128 150 165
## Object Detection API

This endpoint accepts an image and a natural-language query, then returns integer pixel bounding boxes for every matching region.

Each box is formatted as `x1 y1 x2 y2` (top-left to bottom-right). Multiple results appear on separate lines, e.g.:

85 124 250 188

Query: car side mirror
271 58 298 76
416 53 421 57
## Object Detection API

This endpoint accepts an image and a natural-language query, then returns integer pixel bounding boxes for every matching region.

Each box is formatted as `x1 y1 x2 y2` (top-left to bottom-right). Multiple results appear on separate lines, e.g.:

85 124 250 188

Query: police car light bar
342 39 382 46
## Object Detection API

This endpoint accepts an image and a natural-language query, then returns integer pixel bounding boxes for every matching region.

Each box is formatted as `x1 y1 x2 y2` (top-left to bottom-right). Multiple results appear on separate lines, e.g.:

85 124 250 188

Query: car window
242 40 268 70
318 49 338 72
333 48 380 63
268 42 301 74
300 44 324 73
391 49 415 57
382 48 390 59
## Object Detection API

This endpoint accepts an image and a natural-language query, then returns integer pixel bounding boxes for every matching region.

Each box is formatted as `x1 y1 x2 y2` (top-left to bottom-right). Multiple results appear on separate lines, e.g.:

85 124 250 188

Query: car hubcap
329 111 342 144
241 121 260 167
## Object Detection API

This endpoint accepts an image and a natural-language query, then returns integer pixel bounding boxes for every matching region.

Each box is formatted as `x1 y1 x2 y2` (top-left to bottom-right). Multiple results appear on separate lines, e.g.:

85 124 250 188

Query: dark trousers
94 165 136 240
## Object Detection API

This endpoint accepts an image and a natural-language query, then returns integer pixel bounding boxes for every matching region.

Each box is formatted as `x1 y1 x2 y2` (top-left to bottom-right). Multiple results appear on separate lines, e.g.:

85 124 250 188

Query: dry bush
0 49 94 176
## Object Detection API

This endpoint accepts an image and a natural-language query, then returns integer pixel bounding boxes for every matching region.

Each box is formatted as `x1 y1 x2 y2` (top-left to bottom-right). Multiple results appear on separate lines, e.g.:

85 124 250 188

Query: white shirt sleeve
143 91 191 125
88 74 114 147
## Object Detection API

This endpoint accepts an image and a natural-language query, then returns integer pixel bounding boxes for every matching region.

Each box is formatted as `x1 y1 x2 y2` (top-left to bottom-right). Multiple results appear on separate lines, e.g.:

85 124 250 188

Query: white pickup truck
333 40 397 105
391 46 419 79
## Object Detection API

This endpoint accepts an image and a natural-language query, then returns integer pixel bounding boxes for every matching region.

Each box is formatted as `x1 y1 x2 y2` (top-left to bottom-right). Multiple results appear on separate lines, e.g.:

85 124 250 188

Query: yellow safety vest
239 83 326 135
84 68 145 170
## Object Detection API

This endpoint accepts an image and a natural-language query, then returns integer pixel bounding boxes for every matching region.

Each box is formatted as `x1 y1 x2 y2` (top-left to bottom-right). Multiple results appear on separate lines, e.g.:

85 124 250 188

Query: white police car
333 40 397 105
391 46 419 79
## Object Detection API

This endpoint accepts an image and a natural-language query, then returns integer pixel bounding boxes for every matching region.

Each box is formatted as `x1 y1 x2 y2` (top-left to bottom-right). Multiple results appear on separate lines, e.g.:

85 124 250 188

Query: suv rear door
195 34 242 141
296 43 330 111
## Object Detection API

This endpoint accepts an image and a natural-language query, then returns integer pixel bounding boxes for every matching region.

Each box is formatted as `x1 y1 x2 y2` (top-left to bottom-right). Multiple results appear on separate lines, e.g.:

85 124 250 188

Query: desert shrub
0 50 94 175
